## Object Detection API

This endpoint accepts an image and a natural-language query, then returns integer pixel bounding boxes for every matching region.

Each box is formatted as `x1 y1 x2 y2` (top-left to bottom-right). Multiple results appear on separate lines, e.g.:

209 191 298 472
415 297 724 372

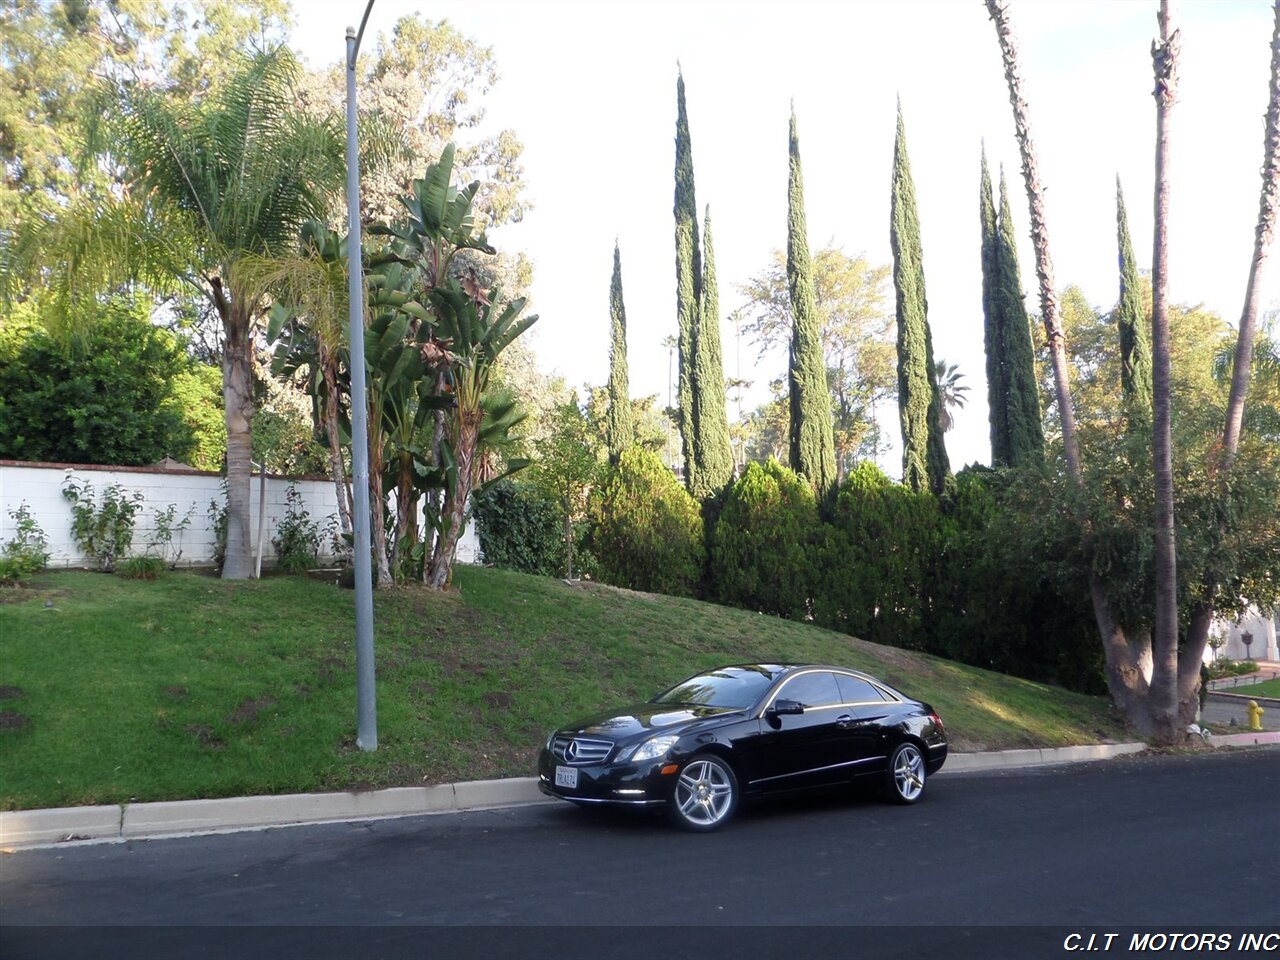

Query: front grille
552 736 613 765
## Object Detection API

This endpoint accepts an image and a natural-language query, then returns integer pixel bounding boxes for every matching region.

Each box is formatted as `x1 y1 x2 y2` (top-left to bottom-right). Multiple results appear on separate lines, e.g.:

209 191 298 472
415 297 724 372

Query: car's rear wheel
669 754 738 831
885 741 926 804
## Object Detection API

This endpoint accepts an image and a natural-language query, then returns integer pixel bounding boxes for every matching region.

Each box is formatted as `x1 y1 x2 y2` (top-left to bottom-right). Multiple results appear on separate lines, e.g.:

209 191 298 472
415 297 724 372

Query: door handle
836 714 856 727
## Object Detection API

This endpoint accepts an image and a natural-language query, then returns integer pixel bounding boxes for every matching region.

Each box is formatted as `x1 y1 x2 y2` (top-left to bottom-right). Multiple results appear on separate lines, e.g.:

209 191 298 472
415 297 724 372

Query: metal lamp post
346 1 377 751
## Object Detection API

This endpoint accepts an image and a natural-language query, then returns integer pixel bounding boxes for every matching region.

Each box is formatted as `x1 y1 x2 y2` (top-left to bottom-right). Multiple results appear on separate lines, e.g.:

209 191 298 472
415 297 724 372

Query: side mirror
769 698 805 717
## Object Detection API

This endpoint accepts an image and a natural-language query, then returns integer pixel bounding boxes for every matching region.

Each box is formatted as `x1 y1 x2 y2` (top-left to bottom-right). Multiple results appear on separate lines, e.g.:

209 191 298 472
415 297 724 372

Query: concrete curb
3 736 1275 849
942 741 1146 772
1208 691 1280 708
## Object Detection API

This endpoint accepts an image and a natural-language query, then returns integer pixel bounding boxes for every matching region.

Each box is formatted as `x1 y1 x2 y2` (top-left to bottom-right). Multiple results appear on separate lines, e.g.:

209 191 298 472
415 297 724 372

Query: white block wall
0 461 480 569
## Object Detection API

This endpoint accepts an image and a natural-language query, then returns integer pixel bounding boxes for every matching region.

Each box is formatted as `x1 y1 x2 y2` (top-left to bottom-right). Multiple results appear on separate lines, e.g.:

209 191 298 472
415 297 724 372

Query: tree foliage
0 300 196 466
606 243 634 464
690 207 734 496
673 70 703 496
589 448 704 597
786 108 838 497
811 462 942 651
889 105 949 494
0 0 291 222
303 13 526 228
711 460 818 620
738 246 894 473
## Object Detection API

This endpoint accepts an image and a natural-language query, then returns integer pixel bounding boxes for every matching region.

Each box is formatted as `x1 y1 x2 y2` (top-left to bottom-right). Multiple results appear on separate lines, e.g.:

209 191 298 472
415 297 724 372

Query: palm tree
245 222 355 538
5 49 347 579
933 360 969 433
424 284 537 588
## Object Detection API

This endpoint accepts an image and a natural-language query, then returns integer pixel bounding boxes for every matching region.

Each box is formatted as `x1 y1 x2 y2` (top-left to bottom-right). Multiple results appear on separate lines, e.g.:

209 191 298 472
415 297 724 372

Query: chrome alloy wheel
891 743 926 803
672 757 736 829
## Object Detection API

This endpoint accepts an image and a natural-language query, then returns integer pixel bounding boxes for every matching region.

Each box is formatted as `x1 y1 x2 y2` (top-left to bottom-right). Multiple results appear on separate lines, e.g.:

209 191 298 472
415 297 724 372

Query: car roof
718 663 887 684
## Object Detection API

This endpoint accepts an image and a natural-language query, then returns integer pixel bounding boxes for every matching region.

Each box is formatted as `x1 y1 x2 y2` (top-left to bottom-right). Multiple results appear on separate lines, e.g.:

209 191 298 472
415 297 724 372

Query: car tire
885 741 926 804
669 754 739 832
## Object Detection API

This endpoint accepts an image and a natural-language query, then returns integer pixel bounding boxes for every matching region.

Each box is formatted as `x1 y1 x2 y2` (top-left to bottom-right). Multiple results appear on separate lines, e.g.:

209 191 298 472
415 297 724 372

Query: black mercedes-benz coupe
537 663 948 831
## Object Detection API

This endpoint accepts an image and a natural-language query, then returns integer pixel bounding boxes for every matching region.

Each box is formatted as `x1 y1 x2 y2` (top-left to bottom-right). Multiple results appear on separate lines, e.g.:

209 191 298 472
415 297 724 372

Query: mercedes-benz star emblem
565 740 579 761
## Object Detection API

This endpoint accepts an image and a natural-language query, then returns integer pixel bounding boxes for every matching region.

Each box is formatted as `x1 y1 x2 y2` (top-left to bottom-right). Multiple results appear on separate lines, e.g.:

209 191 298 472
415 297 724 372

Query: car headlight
628 735 679 763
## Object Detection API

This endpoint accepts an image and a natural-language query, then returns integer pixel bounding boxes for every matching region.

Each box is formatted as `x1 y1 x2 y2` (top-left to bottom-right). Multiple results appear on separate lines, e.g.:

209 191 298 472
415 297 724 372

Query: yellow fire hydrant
1246 700 1265 731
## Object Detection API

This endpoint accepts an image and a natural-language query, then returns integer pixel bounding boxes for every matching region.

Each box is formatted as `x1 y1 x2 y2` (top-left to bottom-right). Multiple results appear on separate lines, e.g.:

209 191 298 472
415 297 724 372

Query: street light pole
346 1 377 751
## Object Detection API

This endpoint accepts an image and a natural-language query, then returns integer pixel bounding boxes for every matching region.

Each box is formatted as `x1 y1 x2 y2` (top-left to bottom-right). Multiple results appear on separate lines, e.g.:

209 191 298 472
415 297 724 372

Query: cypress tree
994 171 1044 465
889 103 949 494
606 241 634 464
1114 177 1152 422
690 206 734 497
979 148 1010 465
673 69 703 493
786 107 838 498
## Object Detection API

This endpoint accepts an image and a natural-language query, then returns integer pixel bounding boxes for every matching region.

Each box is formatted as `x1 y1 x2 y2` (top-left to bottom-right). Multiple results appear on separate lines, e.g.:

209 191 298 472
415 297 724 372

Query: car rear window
836 674 891 703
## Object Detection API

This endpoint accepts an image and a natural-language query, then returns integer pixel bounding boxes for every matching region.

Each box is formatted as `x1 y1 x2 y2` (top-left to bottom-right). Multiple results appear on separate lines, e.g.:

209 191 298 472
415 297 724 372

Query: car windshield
650 666 778 710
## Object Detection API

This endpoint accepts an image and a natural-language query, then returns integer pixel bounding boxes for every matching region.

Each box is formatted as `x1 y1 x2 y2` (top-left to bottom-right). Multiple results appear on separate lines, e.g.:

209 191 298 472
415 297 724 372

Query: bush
208 483 229 573
61 474 143 573
811 462 942 650
0 502 51 585
588 448 703 597
117 556 166 581
711 460 818 619
930 467 1104 692
0 300 198 466
272 484 320 573
474 480 568 577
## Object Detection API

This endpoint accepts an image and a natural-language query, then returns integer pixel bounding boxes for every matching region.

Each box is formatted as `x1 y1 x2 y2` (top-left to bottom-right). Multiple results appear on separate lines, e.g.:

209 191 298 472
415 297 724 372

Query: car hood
561 703 744 741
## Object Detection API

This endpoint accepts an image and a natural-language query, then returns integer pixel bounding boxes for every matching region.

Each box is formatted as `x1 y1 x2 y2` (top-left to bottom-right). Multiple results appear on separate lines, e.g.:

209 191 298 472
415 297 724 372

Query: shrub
473 480 566 577
0 502 51 585
208 483 229 572
930 467 1104 693
61 474 143 573
148 503 196 569
588 448 703 597
0 300 198 466
272 484 320 573
711 460 818 619
811 462 942 650
117 555 166 580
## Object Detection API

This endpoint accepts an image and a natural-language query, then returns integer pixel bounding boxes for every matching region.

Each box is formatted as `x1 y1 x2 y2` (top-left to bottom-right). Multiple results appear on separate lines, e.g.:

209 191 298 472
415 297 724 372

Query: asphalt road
3 748 1276 960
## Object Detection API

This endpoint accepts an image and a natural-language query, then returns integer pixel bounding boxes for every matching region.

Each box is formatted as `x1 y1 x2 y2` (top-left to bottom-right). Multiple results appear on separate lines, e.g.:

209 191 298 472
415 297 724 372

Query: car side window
778 671 842 708
835 674 889 704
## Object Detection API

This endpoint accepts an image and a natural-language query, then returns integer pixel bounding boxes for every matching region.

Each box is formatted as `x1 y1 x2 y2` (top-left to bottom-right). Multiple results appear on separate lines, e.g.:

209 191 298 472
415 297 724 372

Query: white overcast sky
292 0 1279 476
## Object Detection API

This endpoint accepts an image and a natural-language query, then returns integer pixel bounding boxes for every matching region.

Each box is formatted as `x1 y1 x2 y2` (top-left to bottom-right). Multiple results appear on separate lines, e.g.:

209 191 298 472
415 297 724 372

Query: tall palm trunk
367 398 392 586
1181 0 1280 715
215 280 256 580
1223 1 1280 464
426 408 480 588
391 449 418 573
1148 0 1182 740
986 0 1157 734
320 349 353 538
984 0 1081 482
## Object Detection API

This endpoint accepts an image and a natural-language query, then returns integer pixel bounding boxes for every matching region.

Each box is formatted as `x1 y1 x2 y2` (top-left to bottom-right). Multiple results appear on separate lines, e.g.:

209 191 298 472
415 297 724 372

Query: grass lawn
0 568 1127 811
1220 678 1280 698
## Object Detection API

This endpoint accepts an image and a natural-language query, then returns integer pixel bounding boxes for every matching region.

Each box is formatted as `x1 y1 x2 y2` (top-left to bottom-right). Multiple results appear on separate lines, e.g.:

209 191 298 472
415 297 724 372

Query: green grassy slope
0 568 1126 810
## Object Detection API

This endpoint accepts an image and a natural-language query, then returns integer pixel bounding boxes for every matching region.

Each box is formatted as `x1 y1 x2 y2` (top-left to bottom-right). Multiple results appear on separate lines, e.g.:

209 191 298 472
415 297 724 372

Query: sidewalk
3 733 1276 850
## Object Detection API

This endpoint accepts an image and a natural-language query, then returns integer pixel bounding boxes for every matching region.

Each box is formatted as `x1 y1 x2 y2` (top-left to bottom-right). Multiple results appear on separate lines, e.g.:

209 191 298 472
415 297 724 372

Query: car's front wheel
885 741 926 804
669 754 739 831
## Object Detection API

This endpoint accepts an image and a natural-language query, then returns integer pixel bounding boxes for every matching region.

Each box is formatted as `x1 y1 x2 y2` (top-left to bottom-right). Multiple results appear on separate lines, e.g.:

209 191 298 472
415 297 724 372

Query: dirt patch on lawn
225 695 278 725
0 710 30 729
482 691 512 710
573 581 670 605
164 686 187 700
0 685 24 700
185 724 225 749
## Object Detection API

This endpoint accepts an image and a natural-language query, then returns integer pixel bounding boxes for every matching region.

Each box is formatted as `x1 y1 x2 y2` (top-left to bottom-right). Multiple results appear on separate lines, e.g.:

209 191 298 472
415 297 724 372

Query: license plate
555 765 578 789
